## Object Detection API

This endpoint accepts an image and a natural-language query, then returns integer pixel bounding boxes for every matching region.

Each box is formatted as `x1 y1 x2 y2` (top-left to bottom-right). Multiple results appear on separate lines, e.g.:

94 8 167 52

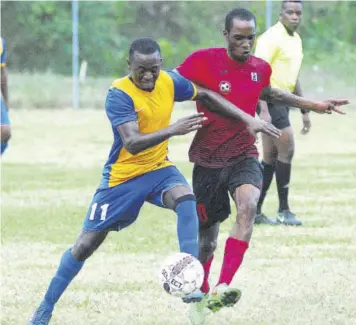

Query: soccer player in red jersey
175 7 348 323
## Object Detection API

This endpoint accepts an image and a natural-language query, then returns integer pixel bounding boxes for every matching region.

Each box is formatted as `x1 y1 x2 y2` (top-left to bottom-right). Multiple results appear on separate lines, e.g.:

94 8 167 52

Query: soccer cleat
182 289 204 303
254 213 278 225
206 283 241 313
188 294 209 325
28 301 52 325
276 210 302 226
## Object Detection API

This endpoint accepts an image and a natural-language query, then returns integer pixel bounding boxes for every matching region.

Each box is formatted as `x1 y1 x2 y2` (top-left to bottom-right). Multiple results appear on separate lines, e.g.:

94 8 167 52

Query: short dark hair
225 8 256 32
282 0 302 9
129 37 161 59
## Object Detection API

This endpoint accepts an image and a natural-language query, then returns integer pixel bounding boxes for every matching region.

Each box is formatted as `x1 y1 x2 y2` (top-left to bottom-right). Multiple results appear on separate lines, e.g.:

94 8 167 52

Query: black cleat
276 210 302 226
254 213 278 225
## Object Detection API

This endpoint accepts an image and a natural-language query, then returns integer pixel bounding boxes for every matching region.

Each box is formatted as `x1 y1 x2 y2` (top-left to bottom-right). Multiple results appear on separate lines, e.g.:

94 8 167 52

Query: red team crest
219 81 231 94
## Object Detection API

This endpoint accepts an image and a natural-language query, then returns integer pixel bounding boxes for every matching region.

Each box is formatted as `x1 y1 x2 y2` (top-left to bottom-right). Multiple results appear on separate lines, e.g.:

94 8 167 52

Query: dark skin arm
194 85 281 138
1 66 9 108
117 113 206 155
117 84 282 155
260 84 348 114
171 69 281 138
294 79 311 134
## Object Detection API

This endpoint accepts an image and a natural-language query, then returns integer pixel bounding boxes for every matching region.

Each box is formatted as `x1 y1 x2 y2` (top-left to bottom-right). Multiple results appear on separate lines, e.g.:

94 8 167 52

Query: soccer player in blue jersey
1 37 11 155
28 38 281 325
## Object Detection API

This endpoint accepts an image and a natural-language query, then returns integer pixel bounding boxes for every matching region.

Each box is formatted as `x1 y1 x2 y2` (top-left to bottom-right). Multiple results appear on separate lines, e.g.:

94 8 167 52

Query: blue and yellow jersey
100 70 197 188
0 38 6 68
255 22 303 93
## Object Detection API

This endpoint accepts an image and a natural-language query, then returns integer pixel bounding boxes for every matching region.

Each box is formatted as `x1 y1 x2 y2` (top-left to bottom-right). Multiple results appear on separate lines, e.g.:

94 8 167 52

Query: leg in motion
274 126 301 226
208 183 260 312
28 231 109 325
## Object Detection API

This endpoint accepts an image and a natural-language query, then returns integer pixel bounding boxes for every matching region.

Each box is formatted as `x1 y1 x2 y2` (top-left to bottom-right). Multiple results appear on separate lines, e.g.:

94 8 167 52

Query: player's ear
127 58 130 69
223 29 229 41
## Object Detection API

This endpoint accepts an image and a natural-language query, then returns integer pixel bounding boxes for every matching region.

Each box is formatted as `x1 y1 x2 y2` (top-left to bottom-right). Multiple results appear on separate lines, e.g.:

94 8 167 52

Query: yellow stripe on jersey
255 22 303 93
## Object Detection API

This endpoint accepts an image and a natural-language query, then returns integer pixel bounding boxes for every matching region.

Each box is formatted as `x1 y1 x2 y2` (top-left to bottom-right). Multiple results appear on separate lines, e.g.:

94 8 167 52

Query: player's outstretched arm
117 113 207 155
260 85 349 115
194 85 281 139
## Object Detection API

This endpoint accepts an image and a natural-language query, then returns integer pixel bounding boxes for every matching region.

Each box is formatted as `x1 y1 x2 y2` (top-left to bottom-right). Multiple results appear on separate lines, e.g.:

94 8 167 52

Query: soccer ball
159 252 204 297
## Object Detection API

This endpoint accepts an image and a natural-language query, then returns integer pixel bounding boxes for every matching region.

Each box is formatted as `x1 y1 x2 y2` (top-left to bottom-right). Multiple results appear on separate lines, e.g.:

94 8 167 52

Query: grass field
1 107 356 325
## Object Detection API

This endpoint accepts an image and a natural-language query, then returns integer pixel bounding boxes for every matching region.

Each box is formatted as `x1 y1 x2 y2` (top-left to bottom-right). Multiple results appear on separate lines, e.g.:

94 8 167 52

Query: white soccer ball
159 252 204 297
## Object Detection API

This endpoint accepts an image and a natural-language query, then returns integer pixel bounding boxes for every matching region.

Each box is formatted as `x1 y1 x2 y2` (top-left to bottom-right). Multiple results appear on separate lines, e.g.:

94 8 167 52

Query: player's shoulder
187 47 225 60
249 55 272 74
258 22 284 40
107 78 134 104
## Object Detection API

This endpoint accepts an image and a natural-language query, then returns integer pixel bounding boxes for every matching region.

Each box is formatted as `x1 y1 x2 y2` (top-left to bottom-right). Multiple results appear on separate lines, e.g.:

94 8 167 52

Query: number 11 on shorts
89 203 109 221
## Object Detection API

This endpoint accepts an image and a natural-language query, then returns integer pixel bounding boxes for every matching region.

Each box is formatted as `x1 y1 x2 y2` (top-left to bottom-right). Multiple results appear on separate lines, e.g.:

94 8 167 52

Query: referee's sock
275 160 291 212
257 161 275 214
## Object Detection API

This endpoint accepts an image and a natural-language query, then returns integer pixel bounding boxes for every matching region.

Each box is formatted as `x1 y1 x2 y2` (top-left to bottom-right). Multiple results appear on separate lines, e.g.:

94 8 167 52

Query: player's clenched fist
171 113 207 135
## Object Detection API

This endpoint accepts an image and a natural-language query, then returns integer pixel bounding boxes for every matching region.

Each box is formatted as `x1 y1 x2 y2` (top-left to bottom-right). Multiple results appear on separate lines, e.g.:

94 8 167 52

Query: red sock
201 256 214 293
217 237 249 286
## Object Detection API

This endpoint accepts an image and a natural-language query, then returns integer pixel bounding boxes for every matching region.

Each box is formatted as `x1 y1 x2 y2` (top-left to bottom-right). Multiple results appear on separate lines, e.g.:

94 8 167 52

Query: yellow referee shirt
255 21 303 92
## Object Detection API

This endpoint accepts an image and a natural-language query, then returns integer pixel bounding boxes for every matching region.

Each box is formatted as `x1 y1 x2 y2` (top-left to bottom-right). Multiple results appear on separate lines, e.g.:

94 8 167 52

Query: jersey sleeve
167 70 197 102
176 50 208 85
255 33 279 65
105 88 137 127
262 63 272 88
1 39 7 67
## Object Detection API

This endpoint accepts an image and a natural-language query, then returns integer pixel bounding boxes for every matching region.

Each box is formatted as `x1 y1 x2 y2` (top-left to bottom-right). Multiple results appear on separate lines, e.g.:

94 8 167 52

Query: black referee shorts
267 102 291 130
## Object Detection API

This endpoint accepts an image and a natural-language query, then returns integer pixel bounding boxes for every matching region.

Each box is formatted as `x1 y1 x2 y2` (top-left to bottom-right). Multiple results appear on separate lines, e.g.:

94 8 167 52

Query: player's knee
1 125 11 143
199 239 217 262
278 145 294 163
263 148 277 165
71 236 99 261
238 199 257 224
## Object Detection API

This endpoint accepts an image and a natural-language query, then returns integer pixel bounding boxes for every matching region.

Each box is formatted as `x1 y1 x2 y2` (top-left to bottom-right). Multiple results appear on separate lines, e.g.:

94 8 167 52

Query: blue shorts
82 166 190 232
0 99 10 125
1 99 10 154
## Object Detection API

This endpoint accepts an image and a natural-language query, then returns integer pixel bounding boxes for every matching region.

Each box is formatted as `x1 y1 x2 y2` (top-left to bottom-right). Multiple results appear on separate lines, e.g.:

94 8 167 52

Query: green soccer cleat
206 283 241 313
188 294 210 325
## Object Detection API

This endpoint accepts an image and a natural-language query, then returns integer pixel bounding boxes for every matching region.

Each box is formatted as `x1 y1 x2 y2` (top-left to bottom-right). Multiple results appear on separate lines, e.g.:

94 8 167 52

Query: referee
254 0 307 226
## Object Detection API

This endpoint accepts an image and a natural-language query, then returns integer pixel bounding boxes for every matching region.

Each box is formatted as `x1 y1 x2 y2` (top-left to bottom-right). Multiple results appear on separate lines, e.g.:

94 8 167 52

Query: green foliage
1 1 355 77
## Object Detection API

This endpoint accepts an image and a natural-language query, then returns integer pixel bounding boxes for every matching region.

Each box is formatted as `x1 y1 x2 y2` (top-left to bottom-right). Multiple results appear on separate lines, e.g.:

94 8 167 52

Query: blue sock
1 142 8 155
42 248 84 311
175 197 199 258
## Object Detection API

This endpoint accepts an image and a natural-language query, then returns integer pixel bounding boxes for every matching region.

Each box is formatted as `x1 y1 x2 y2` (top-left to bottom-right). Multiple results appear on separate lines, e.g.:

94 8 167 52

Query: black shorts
193 157 263 230
268 102 291 129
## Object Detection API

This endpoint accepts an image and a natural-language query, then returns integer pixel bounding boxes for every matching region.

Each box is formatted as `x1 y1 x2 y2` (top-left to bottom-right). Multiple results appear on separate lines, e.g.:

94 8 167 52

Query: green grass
1 107 356 325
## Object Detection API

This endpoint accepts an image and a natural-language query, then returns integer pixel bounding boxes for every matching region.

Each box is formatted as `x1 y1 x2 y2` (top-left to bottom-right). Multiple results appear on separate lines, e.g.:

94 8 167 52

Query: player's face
280 2 303 33
224 18 256 62
129 51 162 91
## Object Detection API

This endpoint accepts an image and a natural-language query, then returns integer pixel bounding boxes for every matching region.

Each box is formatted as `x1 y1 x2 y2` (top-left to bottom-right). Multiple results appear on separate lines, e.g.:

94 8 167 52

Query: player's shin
201 256 214 293
42 248 84 311
175 195 199 258
217 236 249 286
